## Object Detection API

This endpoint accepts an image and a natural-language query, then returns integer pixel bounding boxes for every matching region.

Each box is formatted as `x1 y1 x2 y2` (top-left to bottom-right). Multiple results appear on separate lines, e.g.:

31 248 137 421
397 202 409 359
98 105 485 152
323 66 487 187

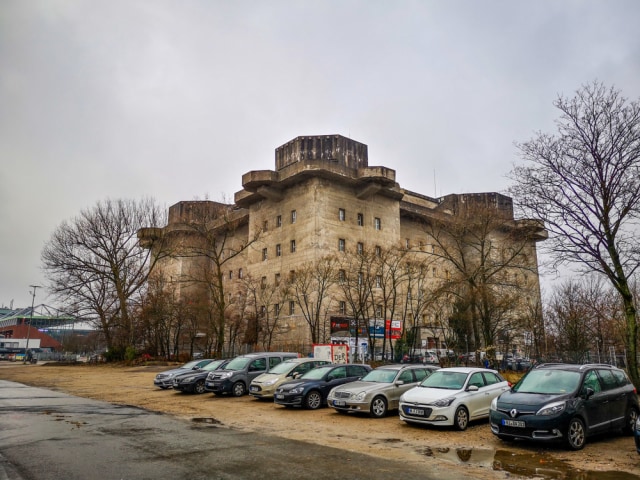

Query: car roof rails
579 363 614 370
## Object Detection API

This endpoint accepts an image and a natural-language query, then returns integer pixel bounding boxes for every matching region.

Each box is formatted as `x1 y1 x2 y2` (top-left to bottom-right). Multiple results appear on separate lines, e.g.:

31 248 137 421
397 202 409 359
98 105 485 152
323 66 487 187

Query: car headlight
263 379 278 386
220 372 233 379
290 387 304 394
182 376 195 383
537 401 566 416
430 397 456 408
354 392 366 401
490 397 498 411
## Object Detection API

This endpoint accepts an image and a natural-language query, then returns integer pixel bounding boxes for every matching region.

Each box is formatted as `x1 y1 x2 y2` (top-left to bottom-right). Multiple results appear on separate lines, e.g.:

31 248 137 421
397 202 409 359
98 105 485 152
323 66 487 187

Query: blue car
274 364 371 409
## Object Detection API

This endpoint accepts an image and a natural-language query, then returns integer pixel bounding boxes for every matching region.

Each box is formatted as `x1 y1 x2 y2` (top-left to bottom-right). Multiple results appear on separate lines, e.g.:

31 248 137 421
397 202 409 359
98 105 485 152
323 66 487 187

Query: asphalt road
0 380 474 480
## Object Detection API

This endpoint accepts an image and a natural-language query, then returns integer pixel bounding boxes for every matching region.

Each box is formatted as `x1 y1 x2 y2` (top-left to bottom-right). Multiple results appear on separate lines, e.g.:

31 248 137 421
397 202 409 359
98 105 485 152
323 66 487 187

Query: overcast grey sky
2 0 639 308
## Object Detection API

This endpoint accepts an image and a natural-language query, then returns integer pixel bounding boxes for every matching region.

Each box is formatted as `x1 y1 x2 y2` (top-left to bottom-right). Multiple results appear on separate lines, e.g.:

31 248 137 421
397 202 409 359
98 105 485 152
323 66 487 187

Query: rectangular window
358 272 363 285
275 304 280 316
375 245 381 257
376 275 382 288
290 239 296 253
260 305 266 316
374 217 381 230
338 269 346 283
339 301 346 315
357 242 364 254
229 270 233 280
275 273 281 285
276 244 281 257
432 267 437 277
291 210 297 223
357 213 363 226
276 215 282 227
261 276 267 289
262 248 268 261
339 208 346 221
263 220 268 231
289 301 295 315
338 238 345 252
375 305 382 318
406 238 410 249
238 268 243 279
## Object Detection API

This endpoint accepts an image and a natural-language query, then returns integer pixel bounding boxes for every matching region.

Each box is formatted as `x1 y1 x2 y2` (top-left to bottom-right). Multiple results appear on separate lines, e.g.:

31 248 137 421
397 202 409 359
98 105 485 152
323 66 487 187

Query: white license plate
249 386 258 392
275 394 284 400
502 419 525 427
333 400 345 407
408 408 425 416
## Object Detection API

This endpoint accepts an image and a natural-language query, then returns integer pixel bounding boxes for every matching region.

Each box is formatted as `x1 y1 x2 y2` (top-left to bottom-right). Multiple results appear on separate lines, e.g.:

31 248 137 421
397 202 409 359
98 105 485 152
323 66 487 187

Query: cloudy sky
2 0 639 309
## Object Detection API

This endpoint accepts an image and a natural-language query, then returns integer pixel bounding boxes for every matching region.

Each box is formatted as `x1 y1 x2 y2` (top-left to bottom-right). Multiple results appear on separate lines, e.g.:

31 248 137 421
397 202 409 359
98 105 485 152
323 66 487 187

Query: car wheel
623 407 639 435
304 390 322 410
370 396 388 418
454 406 469 431
566 417 586 450
194 380 206 394
232 381 246 397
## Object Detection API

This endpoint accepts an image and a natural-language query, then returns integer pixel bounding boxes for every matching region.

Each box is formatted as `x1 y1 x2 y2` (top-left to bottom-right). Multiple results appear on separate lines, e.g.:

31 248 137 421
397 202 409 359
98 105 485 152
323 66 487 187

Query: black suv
490 363 639 450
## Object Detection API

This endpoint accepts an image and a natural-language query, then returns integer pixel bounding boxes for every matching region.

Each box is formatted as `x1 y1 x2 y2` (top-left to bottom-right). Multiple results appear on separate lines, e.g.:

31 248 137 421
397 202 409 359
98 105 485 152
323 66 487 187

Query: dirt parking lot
1 362 639 479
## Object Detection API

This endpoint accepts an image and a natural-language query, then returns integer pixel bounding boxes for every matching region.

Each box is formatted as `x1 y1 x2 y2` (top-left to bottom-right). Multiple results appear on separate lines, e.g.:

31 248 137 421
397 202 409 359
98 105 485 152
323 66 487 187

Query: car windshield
181 360 201 369
419 370 467 390
513 369 581 394
201 360 226 371
301 366 333 380
361 369 398 383
268 360 298 375
224 357 251 371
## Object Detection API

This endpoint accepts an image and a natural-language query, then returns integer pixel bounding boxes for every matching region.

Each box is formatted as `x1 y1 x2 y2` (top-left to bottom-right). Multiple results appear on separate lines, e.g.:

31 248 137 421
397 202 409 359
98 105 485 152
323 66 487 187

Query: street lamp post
24 285 40 364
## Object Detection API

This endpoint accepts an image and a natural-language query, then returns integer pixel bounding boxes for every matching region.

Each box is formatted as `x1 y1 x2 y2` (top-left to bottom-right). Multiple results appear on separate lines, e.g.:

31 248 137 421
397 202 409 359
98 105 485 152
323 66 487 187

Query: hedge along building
139 135 547 360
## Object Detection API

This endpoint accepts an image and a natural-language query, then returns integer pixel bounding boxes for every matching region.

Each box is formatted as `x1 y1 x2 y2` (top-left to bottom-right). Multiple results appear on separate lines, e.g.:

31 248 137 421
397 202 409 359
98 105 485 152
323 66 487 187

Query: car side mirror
395 380 405 386
583 387 595 399
467 385 479 392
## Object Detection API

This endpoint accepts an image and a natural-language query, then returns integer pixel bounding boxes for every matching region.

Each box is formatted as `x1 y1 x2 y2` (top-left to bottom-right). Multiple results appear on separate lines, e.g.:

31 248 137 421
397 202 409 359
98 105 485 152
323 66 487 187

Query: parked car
153 359 216 389
205 352 299 396
399 367 509 430
172 359 229 394
490 363 639 450
327 364 439 418
274 364 372 410
635 415 640 454
249 358 332 399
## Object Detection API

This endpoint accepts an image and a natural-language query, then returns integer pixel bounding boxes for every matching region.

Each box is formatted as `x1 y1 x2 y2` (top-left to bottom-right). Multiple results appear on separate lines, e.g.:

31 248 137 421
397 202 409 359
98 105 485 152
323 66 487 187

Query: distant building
0 305 74 352
140 135 546 357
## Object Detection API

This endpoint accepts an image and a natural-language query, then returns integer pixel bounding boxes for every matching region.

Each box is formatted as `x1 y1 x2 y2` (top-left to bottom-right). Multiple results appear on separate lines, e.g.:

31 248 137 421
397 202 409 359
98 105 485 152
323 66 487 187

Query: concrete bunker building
140 135 547 359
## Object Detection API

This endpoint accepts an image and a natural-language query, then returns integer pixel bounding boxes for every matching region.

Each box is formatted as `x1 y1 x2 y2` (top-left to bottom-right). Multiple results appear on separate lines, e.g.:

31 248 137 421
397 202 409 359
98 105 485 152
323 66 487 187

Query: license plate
333 400 346 407
275 394 284 400
502 419 525 427
249 386 258 392
408 408 425 416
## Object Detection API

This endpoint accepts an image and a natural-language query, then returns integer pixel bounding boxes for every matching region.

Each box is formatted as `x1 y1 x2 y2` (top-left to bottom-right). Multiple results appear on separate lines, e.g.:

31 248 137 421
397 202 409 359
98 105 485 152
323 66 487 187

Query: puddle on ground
417 447 640 479
191 417 222 426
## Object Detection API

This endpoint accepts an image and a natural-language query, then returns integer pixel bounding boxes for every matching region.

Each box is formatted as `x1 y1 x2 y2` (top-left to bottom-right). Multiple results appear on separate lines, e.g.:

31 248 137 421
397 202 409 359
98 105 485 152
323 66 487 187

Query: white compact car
399 367 510 430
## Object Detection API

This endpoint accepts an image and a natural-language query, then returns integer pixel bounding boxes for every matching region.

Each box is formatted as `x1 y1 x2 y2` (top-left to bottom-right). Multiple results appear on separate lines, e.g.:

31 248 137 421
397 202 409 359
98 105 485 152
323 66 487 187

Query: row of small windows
263 209 381 231
262 240 296 260
262 211 297 232
338 209 381 230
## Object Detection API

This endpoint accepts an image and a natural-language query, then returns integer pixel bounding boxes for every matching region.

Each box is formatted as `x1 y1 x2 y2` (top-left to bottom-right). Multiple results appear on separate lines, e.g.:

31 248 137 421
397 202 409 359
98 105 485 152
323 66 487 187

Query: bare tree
42 198 167 353
288 256 337 345
420 196 539 349
510 82 640 385
336 246 377 362
162 201 260 356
